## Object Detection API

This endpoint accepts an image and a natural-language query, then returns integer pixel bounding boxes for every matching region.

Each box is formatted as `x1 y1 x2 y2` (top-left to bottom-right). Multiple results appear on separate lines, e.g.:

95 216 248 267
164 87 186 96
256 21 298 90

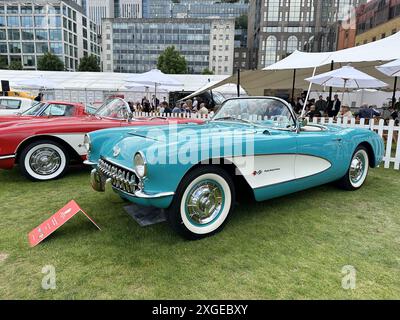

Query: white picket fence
131 112 400 170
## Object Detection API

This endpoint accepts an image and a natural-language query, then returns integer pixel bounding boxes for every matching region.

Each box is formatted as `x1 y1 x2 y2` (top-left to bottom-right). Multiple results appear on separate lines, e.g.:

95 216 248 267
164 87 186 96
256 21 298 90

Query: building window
287 35 298 53
8 29 20 40
9 42 21 53
7 16 20 27
35 16 47 28
36 42 49 53
22 43 35 53
22 55 35 67
35 29 48 40
49 29 62 41
21 16 33 28
21 29 34 40
267 0 280 22
265 35 277 66
7 6 19 14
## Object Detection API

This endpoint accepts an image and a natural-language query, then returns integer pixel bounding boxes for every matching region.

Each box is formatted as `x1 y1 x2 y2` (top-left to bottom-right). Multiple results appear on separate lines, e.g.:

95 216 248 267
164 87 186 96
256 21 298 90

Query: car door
295 127 344 181
228 130 298 190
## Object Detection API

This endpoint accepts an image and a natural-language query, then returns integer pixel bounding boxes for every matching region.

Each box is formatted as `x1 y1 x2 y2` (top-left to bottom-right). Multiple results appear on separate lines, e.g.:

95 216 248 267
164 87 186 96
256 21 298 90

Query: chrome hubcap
29 147 62 175
349 152 365 184
186 181 224 225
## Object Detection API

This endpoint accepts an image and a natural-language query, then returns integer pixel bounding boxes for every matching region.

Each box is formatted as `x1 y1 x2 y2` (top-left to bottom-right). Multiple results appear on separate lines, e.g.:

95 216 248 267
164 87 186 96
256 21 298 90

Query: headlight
134 151 147 178
83 134 91 153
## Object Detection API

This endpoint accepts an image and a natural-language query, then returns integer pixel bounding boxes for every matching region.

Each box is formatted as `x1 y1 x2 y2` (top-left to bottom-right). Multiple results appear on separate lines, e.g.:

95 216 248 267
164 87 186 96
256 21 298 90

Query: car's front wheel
166 166 235 240
337 146 369 190
19 140 69 181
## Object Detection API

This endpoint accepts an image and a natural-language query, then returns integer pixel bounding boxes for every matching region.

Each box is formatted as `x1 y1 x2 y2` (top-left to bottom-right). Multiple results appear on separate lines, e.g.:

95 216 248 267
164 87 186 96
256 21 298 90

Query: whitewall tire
19 140 69 181
338 146 369 190
166 166 235 240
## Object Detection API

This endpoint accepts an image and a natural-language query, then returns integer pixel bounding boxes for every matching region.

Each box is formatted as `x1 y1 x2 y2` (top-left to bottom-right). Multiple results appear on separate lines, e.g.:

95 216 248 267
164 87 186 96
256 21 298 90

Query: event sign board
28 200 100 247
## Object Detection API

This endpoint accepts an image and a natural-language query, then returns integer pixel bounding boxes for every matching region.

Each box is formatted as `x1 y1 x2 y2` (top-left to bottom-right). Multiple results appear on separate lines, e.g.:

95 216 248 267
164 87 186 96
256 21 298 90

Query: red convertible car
0 98 202 181
0 101 92 123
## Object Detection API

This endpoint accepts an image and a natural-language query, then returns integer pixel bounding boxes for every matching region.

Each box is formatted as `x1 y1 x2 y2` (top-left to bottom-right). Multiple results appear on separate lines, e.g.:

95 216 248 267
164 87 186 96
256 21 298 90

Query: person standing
151 95 159 110
331 94 341 117
34 92 43 102
198 102 209 116
315 95 327 115
193 97 199 111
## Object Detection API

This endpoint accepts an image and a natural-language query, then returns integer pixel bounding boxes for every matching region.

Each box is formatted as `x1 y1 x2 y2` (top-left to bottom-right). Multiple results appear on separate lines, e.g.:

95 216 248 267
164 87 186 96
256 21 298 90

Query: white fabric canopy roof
305 66 388 89
376 59 400 77
15 75 59 89
125 69 183 87
2 70 231 92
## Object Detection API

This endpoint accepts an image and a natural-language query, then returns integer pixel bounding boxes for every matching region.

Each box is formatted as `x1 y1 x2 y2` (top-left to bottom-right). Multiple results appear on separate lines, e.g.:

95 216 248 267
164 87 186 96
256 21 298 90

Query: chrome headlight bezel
134 151 147 178
83 134 91 154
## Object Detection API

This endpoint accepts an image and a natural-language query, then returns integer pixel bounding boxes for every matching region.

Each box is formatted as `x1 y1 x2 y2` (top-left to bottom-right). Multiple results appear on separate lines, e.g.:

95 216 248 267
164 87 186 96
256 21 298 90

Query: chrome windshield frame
211 96 298 130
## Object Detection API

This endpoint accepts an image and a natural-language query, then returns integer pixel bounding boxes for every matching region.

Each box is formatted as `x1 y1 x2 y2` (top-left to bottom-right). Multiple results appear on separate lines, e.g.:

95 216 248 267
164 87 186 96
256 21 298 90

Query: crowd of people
126 95 212 116
292 92 400 124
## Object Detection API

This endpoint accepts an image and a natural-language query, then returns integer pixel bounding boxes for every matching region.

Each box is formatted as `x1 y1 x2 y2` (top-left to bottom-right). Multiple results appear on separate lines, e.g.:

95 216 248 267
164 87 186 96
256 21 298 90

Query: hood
125 121 257 142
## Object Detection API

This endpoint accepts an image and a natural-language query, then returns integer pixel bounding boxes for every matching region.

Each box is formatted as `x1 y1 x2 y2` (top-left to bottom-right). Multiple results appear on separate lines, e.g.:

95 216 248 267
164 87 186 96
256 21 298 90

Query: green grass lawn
0 165 399 299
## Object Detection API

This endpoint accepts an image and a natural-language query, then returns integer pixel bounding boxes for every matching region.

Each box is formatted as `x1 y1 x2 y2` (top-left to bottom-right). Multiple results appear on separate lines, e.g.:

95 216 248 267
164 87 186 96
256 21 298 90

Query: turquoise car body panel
88 119 384 209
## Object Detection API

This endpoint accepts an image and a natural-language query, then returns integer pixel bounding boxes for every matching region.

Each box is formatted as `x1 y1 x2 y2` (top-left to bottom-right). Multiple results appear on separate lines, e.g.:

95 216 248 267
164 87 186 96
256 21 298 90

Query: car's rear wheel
337 146 369 190
166 166 235 240
19 140 69 181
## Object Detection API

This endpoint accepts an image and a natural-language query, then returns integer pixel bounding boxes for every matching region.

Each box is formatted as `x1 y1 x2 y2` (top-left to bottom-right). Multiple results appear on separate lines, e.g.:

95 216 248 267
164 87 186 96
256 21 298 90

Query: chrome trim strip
0 154 15 160
116 186 175 199
83 160 97 166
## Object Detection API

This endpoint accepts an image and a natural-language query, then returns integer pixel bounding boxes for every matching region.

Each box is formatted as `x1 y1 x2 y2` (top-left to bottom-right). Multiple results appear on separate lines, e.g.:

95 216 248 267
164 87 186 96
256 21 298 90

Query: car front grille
98 158 139 194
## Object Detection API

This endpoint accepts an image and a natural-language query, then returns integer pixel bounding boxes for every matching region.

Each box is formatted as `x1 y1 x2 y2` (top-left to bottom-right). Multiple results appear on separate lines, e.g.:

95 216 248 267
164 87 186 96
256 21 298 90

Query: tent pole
237 68 241 97
301 66 317 118
392 76 398 107
291 69 296 103
328 60 334 102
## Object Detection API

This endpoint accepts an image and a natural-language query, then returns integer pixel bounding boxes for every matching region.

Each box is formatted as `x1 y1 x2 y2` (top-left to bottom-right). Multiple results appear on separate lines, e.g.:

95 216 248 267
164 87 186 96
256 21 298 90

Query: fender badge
113 146 121 157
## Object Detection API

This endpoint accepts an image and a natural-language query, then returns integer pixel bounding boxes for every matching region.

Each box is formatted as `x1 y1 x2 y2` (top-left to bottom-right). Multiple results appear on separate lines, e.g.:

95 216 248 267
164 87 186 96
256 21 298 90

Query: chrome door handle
332 138 342 142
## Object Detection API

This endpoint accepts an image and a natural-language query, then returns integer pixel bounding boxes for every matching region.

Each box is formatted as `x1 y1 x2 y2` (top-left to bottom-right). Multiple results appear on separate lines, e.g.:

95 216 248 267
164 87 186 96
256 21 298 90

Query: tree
157 46 188 74
235 14 248 30
0 56 8 69
37 52 64 71
9 61 23 70
78 54 100 72
202 68 214 75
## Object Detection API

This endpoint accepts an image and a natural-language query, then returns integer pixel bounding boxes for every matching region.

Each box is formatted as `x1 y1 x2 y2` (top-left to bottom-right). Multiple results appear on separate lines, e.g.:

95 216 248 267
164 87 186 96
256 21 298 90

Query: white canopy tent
1 70 239 103
192 31 400 97
376 59 400 106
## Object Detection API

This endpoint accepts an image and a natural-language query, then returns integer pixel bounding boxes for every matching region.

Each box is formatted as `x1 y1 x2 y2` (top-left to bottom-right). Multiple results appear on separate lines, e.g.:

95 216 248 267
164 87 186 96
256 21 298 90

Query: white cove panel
295 155 331 179
227 154 296 189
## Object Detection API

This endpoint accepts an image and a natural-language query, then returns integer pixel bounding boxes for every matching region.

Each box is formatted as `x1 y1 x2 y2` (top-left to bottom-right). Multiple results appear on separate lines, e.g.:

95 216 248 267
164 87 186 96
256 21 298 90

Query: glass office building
102 17 235 74
0 0 100 71
143 0 248 19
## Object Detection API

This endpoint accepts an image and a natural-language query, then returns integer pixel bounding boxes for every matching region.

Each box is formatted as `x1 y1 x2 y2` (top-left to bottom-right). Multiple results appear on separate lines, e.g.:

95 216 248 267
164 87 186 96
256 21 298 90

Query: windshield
212 98 295 129
95 98 131 120
21 102 45 116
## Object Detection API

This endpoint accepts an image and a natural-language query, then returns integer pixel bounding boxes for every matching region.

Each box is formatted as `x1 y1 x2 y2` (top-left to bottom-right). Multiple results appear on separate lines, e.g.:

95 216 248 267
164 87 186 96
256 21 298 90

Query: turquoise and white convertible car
85 97 384 239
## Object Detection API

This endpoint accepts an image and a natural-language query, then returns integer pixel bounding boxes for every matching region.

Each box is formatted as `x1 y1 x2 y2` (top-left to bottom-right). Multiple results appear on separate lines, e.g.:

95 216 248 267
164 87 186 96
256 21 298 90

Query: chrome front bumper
90 168 174 200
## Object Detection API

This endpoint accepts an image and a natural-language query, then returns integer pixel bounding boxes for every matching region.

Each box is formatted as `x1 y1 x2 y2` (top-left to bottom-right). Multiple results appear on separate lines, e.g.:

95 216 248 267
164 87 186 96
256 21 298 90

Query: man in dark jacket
355 103 380 119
